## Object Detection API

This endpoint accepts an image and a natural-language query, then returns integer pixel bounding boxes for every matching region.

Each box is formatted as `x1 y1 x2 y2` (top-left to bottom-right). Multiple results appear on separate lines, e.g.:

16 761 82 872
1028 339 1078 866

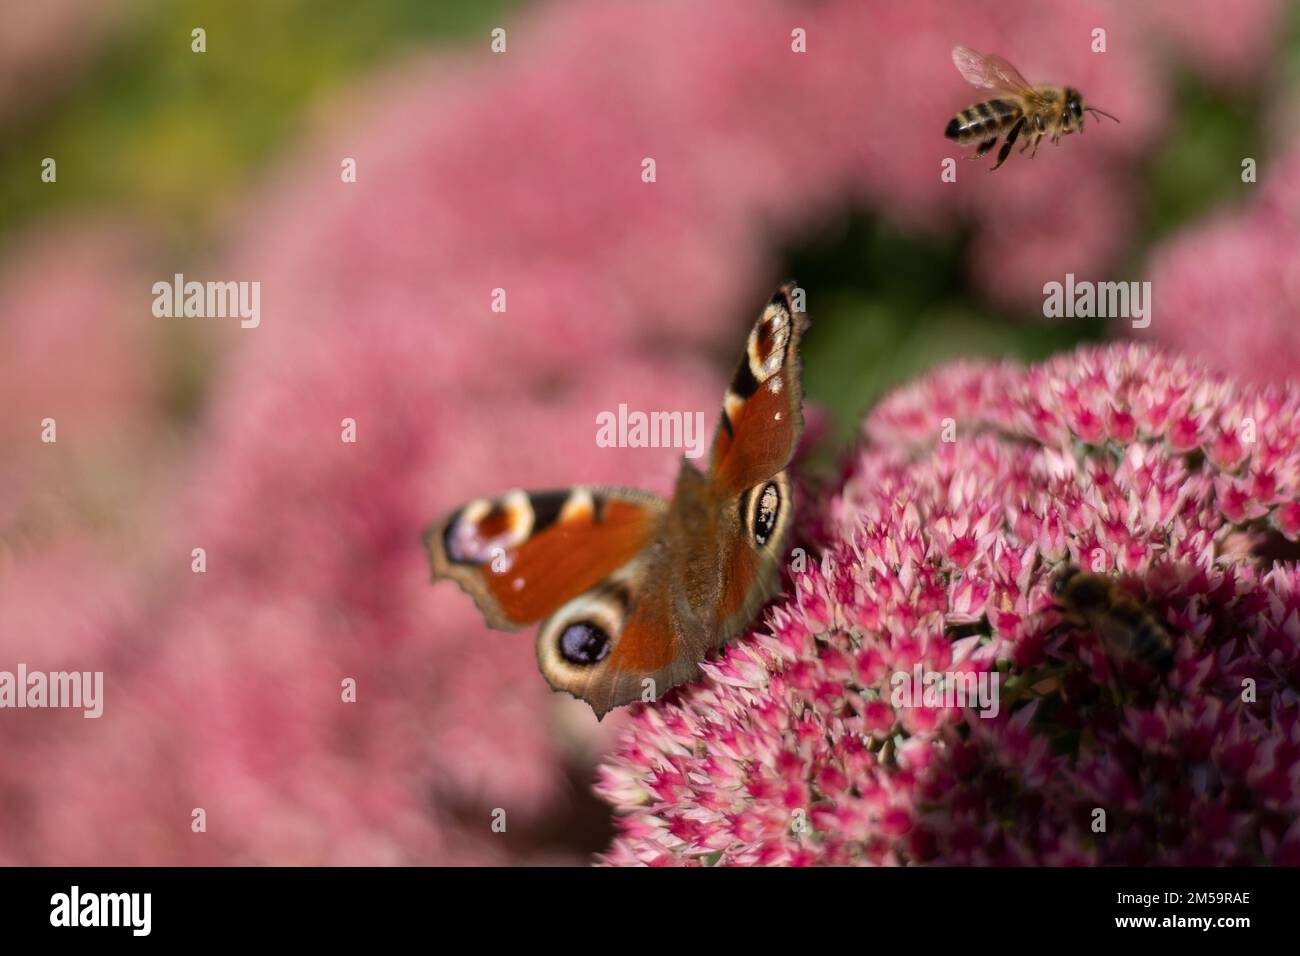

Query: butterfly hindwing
715 469 794 637
532 553 705 719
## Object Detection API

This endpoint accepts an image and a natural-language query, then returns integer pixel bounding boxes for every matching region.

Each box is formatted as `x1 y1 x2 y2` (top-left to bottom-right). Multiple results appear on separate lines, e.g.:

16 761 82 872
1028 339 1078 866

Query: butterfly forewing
426 487 666 629
710 283 808 497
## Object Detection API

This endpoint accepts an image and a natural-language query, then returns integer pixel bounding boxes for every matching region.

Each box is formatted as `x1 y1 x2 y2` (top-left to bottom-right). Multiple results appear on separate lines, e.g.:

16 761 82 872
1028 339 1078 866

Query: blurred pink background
1 0 1298 864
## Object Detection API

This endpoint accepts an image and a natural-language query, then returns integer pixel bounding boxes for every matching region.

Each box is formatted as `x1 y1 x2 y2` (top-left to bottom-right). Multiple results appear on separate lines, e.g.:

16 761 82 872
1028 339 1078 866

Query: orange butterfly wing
426 487 665 630
709 282 808 497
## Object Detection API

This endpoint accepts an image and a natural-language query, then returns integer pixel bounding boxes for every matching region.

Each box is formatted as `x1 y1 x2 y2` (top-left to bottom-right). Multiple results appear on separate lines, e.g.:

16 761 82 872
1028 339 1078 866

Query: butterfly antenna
1087 106 1120 123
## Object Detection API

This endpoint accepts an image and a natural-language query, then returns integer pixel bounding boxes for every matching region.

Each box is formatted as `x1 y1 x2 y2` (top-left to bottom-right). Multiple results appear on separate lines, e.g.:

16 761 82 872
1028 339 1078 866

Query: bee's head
1050 564 1081 598
1065 88 1085 128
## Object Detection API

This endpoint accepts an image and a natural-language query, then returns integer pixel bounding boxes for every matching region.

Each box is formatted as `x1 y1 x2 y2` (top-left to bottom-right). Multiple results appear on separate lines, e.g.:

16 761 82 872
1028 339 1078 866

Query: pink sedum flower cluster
597 343 1300 865
1141 139 1300 387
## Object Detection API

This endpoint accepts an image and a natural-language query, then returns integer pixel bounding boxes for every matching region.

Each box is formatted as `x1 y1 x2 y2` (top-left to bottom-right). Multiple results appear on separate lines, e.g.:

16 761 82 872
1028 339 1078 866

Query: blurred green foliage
0 0 519 236
1141 72 1265 244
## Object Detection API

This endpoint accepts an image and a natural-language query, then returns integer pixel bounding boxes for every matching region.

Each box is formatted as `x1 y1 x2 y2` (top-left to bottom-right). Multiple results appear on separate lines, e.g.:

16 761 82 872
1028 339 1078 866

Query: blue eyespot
559 622 611 666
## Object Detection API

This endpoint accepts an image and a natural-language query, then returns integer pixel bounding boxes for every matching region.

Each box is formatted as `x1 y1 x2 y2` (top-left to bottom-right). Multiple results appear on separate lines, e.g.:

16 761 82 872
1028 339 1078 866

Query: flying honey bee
1049 565 1174 673
944 46 1118 170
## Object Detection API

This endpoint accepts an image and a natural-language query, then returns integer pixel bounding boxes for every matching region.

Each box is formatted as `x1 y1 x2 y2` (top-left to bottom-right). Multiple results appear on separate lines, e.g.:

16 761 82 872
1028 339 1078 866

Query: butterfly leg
991 116 1025 170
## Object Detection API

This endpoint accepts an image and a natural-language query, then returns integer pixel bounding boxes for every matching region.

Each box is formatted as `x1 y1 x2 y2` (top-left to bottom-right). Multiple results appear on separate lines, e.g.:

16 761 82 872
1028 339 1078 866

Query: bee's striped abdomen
1103 598 1175 670
945 98 1020 143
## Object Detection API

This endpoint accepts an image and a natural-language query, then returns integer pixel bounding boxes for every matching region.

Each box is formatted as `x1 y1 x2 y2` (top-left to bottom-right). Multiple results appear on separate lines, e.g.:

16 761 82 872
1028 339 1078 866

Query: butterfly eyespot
443 492 533 565
750 481 782 546
558 621 611 666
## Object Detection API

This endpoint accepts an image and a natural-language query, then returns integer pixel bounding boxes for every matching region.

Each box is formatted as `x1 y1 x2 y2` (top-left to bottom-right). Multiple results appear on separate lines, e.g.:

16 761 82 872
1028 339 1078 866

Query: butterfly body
426 286 807 717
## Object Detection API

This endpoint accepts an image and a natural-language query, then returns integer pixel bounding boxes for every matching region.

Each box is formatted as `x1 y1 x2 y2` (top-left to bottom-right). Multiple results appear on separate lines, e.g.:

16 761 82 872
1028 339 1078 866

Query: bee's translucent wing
951 46 1034 95
982 54 1035 94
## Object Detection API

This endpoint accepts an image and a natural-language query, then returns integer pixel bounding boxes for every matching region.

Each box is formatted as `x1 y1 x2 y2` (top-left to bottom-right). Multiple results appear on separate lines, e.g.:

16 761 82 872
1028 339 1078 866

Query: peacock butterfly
425 283 808 717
